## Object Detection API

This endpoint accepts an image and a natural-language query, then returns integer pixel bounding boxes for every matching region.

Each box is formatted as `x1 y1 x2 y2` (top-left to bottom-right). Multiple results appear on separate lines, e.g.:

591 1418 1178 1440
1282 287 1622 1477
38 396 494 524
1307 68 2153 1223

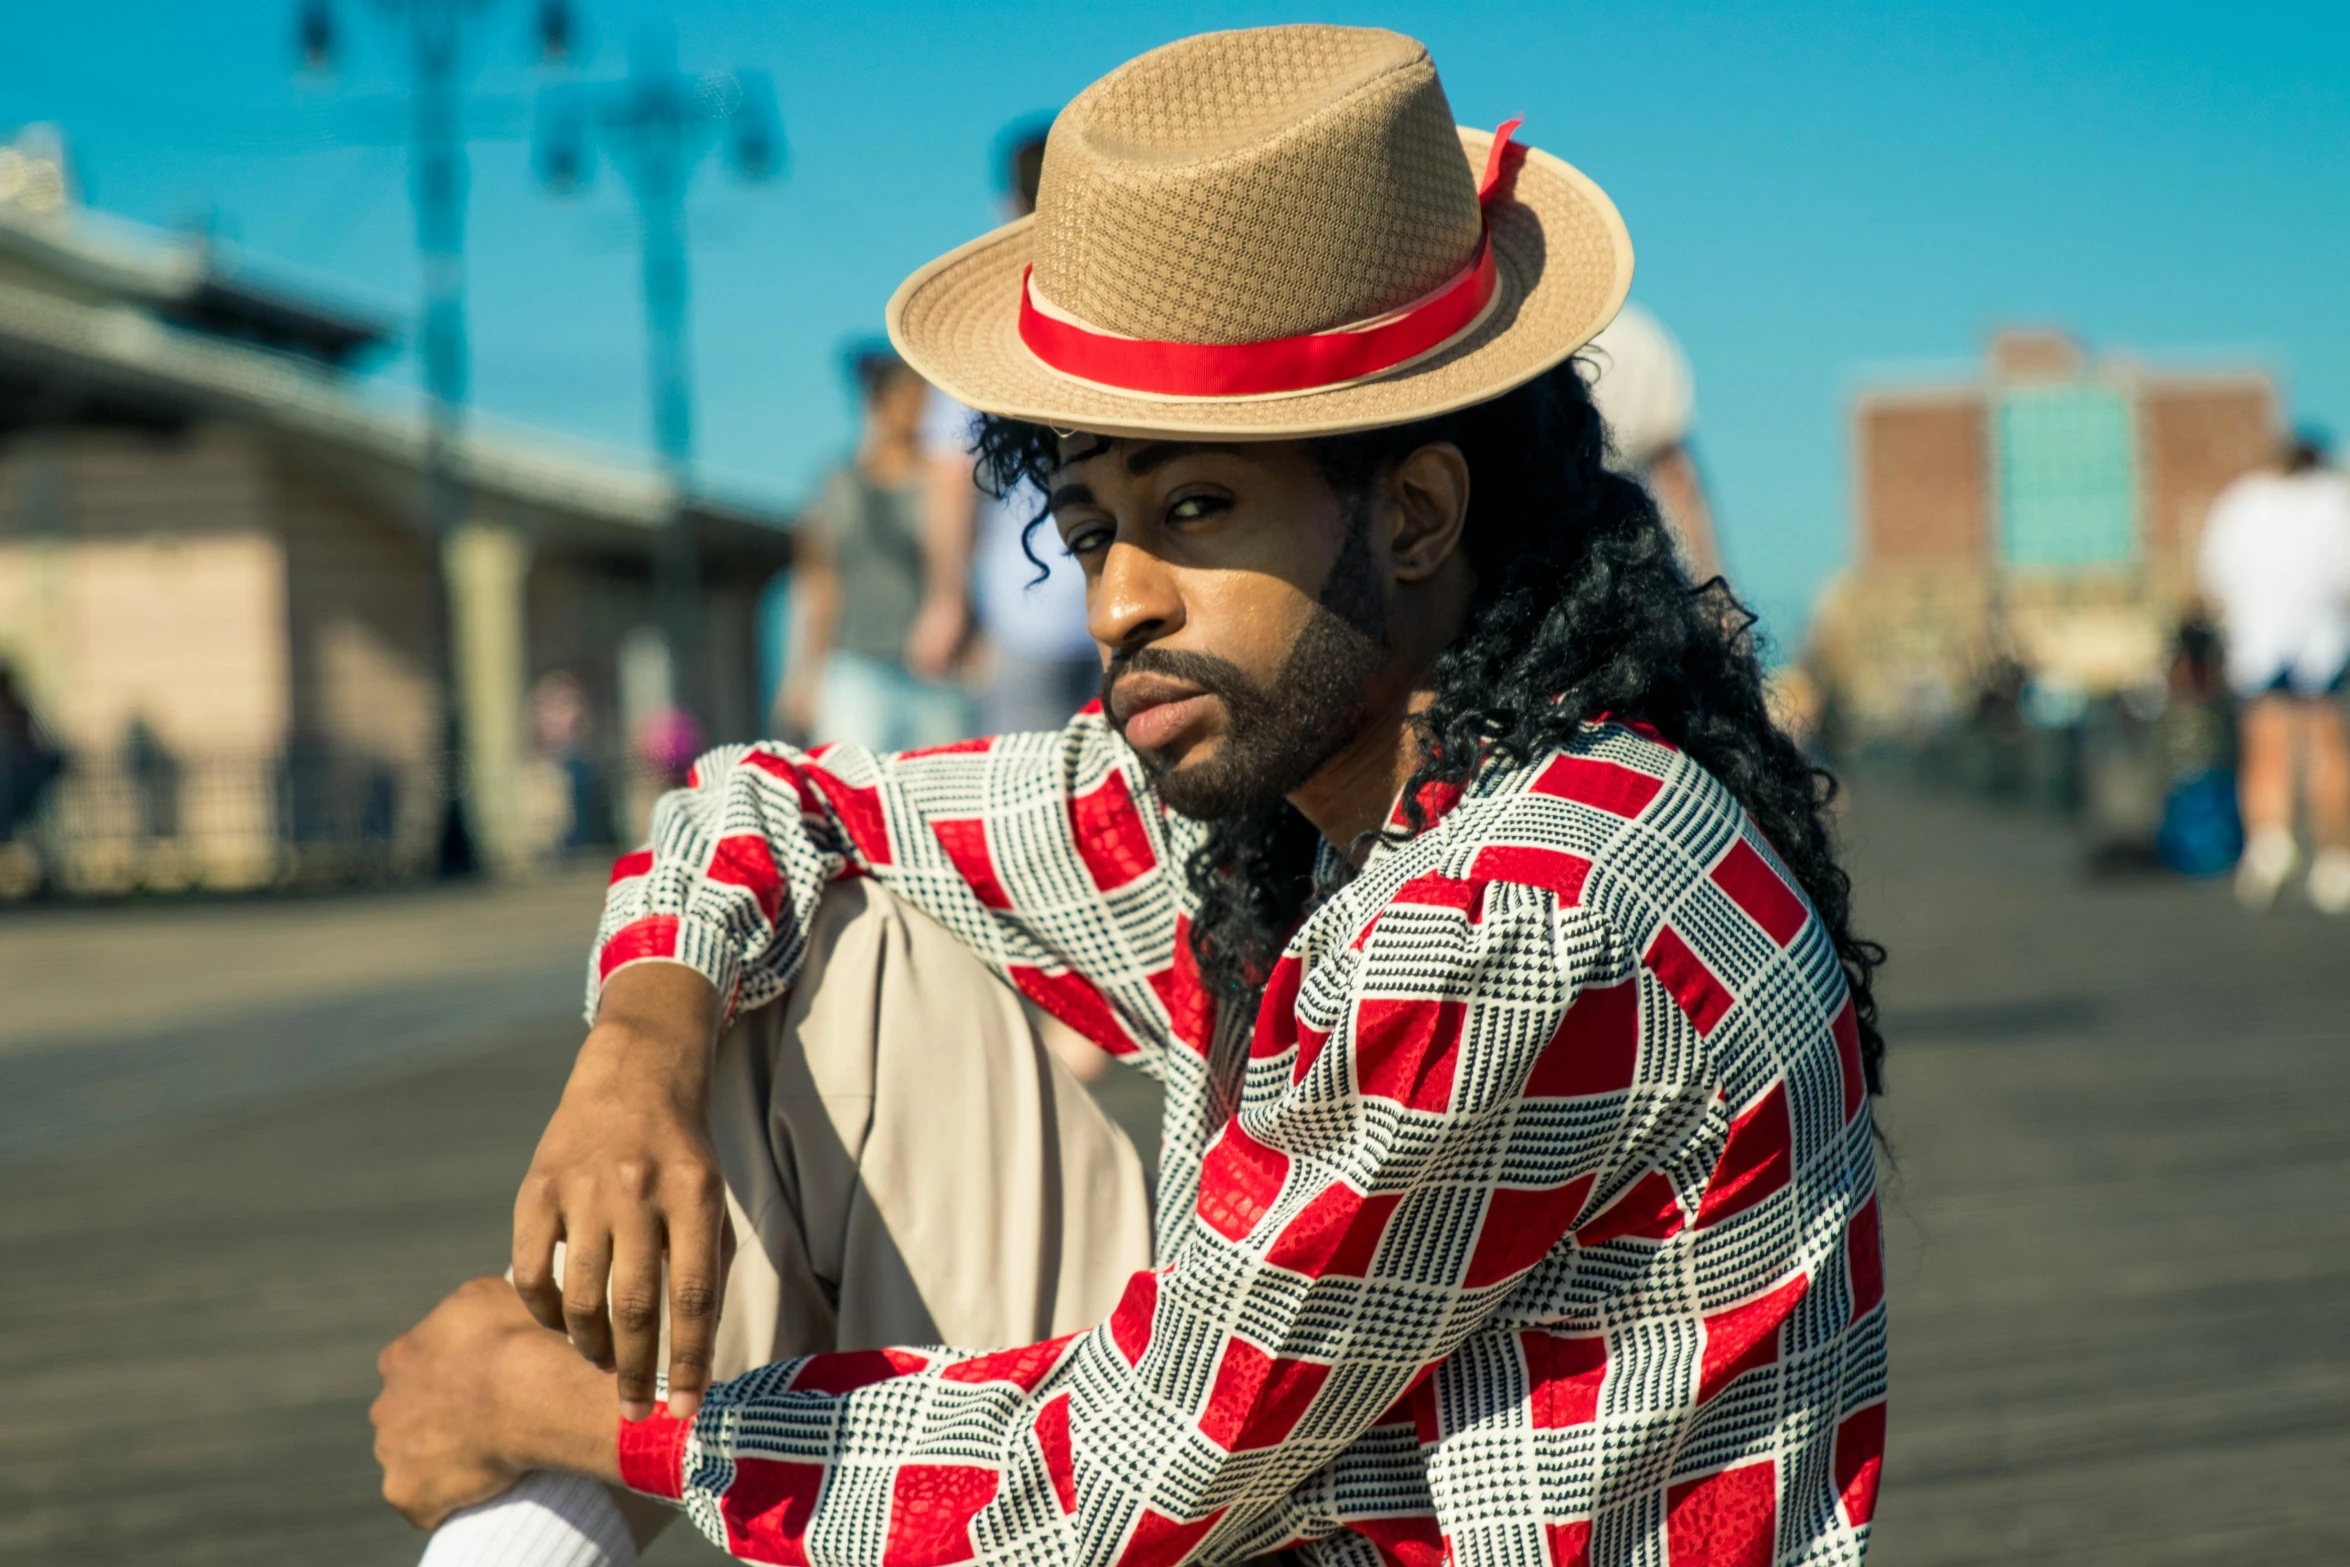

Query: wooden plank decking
1 782 2343 1564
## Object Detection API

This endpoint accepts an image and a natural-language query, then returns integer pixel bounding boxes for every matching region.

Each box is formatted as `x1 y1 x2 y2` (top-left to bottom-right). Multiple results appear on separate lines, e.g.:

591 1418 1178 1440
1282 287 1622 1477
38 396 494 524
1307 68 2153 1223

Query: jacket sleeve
619 877 1649 1567
588 708 1202 1070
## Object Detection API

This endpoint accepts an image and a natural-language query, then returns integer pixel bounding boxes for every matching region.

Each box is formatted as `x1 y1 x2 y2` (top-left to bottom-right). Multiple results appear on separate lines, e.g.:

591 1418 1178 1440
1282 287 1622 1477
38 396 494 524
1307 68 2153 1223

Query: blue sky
5 1 2345 651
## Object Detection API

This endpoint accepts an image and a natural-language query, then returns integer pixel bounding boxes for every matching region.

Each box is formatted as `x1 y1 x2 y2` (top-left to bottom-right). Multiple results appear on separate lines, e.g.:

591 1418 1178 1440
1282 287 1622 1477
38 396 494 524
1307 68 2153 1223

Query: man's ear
1383 442 1471 583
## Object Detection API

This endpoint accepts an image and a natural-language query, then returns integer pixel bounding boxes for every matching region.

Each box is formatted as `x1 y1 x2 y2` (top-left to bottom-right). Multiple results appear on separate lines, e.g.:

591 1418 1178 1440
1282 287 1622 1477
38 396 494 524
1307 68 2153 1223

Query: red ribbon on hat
1017 118 1525 399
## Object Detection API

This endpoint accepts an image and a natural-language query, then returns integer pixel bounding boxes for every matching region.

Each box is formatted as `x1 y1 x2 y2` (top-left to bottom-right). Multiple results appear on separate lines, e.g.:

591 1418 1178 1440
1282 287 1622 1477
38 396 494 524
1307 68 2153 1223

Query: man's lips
1111 675 1214 751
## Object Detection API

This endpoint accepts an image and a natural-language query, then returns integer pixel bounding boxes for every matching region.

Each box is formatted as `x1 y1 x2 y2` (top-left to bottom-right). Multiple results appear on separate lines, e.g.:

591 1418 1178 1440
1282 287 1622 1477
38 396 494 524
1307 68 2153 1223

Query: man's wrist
574 1015 709 1107
582 963 720 1098
491 1325 627 1484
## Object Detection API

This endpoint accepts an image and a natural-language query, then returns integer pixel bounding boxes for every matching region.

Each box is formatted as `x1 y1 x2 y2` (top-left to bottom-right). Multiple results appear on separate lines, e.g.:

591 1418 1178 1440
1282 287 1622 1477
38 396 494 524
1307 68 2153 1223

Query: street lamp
292 0 566 874
533 21 782 732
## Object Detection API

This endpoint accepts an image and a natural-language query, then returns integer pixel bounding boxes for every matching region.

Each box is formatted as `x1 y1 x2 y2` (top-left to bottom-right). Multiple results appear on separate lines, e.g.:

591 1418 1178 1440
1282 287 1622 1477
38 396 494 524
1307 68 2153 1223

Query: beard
1103 507 1389 823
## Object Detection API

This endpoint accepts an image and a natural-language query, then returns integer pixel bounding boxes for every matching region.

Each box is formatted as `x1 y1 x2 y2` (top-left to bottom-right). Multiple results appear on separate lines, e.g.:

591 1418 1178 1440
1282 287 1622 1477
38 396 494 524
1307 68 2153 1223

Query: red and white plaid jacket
592 709 1886 1567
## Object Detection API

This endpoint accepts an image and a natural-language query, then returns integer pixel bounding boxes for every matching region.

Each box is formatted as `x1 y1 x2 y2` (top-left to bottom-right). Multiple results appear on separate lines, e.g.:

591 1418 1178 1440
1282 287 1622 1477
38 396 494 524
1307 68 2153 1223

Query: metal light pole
534 20 781 729
296 0 564 873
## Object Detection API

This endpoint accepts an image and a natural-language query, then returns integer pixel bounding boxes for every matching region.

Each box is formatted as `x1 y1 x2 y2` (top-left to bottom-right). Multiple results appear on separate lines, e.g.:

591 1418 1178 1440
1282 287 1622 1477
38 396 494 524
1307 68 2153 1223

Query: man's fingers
607 1215 667 1421
664 1178 730 1420
511 1176 568 1333
561 1227 617 1371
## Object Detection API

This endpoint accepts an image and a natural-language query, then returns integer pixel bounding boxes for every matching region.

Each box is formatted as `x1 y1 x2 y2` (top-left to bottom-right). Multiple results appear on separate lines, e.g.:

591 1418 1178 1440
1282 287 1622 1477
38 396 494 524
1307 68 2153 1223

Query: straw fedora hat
886 24 1632 440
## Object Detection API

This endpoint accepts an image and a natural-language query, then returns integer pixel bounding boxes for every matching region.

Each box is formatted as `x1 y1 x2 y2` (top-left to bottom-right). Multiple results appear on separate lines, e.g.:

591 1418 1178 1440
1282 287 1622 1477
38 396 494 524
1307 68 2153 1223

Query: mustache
1099 645 1264 718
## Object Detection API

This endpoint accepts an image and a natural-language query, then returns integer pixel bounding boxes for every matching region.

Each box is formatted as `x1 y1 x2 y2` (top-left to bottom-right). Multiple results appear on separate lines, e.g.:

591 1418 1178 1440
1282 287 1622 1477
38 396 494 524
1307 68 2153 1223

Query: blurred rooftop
0 130 789 541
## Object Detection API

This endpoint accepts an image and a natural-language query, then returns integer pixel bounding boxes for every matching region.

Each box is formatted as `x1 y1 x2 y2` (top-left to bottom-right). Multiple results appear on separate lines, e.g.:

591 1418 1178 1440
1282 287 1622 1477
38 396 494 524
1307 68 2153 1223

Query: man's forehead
1050 436 1252 478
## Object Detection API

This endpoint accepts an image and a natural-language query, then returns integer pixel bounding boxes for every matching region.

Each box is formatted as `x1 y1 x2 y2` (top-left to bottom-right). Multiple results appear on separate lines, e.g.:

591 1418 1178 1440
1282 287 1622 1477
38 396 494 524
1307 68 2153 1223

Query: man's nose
1089 541 1184 654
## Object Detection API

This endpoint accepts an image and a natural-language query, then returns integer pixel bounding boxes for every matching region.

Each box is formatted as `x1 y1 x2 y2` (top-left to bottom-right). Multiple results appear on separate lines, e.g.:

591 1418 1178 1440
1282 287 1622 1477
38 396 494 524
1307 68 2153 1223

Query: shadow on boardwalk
0 783 2344 1564
1854 779 2349 1563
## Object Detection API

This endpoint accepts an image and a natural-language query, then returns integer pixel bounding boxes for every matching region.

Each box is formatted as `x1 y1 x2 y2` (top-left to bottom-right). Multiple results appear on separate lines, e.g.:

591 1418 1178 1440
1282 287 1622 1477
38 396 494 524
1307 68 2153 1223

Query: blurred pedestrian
2153 617 2242 877
923 123 1100 734
123 715 180 841
776 344 976 751
633 705 703 793
530 671 605 850
2197 429 2350 911
1583 301 1725 582
0 661 62 842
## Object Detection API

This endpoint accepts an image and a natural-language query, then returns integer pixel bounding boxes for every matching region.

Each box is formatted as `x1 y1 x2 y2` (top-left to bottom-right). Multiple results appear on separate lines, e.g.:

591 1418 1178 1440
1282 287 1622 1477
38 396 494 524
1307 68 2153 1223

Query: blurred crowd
767 124 1096 755
1777 424 2350 913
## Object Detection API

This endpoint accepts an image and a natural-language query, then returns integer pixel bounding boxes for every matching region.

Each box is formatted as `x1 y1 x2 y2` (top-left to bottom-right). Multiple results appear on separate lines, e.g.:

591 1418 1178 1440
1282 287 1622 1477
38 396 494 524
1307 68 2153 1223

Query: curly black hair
973 359 1886 1096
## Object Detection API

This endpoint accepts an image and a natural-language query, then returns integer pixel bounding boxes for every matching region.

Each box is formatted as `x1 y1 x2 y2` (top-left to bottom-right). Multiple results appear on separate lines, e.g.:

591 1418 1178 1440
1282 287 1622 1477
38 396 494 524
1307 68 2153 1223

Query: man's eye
1168 494 1229 524
1061 523 1112 556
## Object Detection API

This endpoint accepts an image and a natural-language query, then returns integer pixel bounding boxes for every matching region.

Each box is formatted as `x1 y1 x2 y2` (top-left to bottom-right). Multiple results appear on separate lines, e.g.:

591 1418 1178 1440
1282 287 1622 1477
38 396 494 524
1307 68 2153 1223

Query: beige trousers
698 876 1157 1373
606 879 1157 1547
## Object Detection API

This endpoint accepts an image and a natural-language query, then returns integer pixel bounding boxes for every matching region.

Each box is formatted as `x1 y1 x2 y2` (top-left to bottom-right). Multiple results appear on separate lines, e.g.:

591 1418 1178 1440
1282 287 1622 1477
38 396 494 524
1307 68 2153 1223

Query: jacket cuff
616 1408 689 1500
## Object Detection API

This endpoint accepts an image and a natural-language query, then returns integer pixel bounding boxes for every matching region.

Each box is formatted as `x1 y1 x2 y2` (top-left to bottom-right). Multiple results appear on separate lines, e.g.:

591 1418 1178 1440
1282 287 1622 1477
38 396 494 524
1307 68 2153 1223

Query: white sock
419 1471 638 1567
2237 826 2298 908
2309 845 2350 914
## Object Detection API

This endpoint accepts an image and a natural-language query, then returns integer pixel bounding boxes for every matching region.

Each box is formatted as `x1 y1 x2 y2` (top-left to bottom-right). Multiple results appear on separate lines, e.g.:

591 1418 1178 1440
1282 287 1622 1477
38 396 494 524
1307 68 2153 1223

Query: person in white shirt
920 123 1103 744
1581 301 1725 583
2196 431 2350 912
922 389 1098 732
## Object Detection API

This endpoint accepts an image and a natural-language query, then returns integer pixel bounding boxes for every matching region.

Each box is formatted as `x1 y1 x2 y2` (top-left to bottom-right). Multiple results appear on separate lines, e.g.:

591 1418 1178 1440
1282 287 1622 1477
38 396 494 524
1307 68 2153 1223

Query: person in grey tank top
778 345 977 752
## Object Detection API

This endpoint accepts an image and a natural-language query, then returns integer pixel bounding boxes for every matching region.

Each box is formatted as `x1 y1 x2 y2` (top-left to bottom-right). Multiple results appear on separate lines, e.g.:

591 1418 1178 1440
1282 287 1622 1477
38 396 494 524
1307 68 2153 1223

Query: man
775 344 977 753
921 120 1115 1086
1581 302 1725 584
376 27 1890 1567
0 660 62 850
2197 430 2350 912
921 123 1102 738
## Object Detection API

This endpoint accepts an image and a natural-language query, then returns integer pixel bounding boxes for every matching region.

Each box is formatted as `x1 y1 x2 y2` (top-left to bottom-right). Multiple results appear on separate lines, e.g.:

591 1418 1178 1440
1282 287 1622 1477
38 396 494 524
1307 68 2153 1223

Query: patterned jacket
592 710 1886 1567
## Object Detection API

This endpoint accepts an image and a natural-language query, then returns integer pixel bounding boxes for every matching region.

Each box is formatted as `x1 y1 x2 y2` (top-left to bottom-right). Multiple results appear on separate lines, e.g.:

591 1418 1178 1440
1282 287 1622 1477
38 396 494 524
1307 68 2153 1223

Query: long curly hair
974 359 1886 1096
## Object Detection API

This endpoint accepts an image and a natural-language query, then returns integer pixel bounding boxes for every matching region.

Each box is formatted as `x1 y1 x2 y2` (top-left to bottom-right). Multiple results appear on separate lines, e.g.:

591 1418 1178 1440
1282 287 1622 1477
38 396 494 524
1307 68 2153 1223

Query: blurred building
1810 328 2276 737
0 134 791 893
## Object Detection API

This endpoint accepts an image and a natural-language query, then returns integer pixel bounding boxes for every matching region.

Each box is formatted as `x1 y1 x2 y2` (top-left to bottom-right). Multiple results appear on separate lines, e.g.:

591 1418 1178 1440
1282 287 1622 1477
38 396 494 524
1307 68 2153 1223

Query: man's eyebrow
1124 441 1244 475
1046 441 1244 498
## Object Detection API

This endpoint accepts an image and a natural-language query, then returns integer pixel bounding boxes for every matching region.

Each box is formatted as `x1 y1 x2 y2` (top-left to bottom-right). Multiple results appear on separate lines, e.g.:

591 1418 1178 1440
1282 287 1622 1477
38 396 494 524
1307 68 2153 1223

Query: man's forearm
587 962 719 1086
786 565 839 688
922 453 978 597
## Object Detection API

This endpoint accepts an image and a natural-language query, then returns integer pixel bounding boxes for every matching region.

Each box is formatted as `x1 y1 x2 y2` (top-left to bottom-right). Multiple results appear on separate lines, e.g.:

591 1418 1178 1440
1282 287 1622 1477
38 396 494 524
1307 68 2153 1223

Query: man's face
868 369 929 442
1048 437 1389 822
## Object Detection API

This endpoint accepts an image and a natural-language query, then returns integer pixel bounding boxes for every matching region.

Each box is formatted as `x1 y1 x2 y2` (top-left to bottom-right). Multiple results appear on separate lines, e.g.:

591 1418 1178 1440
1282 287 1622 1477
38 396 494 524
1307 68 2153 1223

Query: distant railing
0 743 662 899
0 747 447 897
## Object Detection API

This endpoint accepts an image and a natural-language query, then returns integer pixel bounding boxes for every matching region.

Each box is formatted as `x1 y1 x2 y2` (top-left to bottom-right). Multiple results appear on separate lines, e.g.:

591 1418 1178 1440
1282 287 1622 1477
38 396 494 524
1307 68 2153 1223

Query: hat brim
886 128 1632 442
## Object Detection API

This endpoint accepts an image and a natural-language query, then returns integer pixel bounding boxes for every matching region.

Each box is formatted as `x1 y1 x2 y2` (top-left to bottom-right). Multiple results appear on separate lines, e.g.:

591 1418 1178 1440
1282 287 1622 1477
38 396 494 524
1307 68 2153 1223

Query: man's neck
1288 681 1434 865
1287 557 1471 861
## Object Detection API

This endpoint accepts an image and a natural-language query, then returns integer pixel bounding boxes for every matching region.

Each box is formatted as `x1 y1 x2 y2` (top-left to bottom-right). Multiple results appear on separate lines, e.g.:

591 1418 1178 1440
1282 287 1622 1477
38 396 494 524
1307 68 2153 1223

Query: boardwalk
1853 780 2349 1561
1 782 2344 1565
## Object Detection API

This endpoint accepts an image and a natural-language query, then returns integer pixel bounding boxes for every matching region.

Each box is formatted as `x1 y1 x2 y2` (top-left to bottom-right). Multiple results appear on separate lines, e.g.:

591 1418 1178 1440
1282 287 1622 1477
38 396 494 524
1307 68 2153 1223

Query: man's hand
775 678 820 744
903 591 971 682
372 1277 620 1530
512 963 731 1422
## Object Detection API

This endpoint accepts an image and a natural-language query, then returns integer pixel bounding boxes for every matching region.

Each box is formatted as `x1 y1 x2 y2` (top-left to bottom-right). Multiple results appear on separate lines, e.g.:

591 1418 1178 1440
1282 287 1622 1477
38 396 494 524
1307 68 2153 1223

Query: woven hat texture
888 24 1633 439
